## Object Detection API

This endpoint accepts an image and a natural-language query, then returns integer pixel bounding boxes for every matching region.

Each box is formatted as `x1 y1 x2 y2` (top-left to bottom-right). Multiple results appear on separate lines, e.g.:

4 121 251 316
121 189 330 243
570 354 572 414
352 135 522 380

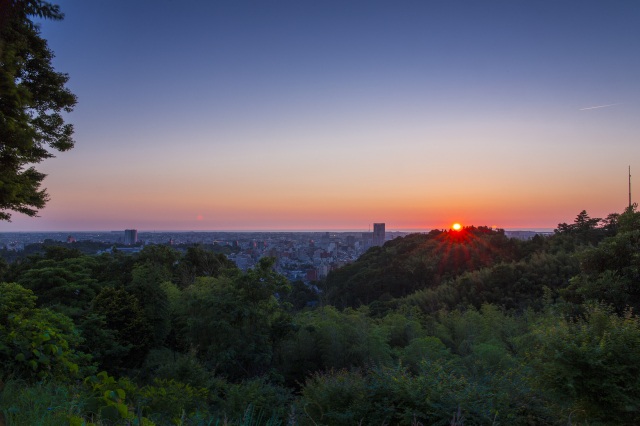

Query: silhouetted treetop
0 0 76 220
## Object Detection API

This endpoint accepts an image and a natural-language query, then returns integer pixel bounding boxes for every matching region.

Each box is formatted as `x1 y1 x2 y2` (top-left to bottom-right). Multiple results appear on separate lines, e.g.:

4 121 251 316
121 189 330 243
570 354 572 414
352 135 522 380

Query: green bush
219 376 293 423
140 378 210 425
0 282 89 381
530 303 640 423
80 371 152 425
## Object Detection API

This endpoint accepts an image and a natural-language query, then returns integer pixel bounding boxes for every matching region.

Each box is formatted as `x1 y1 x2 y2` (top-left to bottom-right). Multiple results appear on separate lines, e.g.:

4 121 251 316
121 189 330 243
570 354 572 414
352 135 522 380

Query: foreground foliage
2 207 640 424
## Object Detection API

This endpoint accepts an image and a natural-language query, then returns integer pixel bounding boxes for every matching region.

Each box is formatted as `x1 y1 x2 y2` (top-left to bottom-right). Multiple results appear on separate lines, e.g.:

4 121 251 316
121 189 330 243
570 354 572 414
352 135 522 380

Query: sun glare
452 223 462 231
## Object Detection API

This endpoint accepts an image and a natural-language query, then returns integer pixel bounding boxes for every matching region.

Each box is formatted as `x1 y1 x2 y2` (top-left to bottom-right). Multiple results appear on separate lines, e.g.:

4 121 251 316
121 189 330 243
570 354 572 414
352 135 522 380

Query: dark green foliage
278 306 392 384
380 308 427 349
554 210 606 246
299 369 370 425
563 229 640 313
324 227 520 309
0 282 89 381
218 377 293 423
139 378 211 424
77 371 158 425
16 256 99 319
77 313 130 374
141 348 212 388
392 250 578 315
176 244 237 287
90 287 152 372
80 372 138 424
137 244 180 270
91 250 137 287
529 304 640 424
4 209 640 424
0 256 7 281
299 361 553 426
127 263 172 347
399 336 451 373
283 279 319 311
0 379 86 425
428 305 531 380
176 257 292 379
43 245 83 260
617 203 640 233
0 0 76 221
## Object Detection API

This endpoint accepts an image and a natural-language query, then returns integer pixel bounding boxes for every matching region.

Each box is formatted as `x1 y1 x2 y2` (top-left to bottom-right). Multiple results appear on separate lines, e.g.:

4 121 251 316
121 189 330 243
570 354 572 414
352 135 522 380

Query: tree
618 203 640 233
16 256 99 319
563 228 640 313
176 258 292 379
530 304 640 423
176 245 237 287
127 262 172 347
136 244 180 272
0 0 76 221
90 287 152 372
324 229 517 309
554 210 603 245
0 282 89 381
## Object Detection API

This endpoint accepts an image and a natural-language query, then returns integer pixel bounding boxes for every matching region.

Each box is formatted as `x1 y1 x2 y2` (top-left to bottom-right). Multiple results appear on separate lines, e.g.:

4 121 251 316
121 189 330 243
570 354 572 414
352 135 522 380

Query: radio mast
629 166 632 209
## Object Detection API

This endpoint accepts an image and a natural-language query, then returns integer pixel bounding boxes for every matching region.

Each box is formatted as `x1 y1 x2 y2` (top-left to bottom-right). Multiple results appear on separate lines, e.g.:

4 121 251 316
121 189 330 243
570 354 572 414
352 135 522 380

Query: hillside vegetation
2 208 640 425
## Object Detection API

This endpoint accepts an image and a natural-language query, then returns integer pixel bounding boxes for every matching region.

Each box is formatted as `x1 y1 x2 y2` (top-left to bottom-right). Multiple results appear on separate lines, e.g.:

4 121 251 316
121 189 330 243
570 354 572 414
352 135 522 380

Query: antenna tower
630 166 632 209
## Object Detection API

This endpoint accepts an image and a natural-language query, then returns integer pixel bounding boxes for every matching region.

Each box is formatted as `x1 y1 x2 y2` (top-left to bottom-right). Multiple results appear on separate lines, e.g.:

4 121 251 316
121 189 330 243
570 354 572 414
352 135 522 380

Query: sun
452 223 462 231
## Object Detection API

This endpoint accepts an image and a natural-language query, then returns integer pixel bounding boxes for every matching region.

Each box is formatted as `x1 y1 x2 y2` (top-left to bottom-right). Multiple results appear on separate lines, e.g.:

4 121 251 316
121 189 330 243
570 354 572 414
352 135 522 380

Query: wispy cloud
579 103 620 111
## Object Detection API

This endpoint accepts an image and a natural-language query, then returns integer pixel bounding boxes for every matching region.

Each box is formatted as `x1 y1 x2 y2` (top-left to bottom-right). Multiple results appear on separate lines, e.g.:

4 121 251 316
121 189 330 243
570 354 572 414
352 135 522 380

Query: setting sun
452 223 462 231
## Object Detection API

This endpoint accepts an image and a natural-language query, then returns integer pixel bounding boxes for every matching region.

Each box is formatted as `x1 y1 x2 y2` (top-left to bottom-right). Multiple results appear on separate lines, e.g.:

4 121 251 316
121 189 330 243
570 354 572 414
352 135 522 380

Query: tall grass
0 380 85 426
0 379 289 426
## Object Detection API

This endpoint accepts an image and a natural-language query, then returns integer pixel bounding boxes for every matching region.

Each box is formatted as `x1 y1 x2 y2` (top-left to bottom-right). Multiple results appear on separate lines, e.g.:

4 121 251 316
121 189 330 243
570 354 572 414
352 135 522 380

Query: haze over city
5 0 640 232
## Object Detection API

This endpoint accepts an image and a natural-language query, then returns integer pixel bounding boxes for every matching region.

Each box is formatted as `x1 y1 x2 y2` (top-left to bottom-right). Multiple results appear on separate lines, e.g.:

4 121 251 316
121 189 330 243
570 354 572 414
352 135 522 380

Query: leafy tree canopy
324 227 521 309
554 210 605 245
0 0 76 220
0 281 89 381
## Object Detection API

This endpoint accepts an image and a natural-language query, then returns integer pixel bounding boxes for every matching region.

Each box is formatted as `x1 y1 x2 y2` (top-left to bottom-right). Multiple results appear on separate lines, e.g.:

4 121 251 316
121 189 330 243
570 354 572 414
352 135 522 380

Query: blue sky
6 0 640 231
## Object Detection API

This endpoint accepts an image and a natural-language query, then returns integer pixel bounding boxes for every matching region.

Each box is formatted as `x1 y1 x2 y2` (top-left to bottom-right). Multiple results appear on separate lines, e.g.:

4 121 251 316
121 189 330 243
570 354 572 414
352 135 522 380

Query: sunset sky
5 0 640 231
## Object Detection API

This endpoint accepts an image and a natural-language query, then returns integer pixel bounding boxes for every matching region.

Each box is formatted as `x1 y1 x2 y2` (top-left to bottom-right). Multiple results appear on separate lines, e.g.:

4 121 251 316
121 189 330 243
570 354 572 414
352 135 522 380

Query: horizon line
0 228 556 233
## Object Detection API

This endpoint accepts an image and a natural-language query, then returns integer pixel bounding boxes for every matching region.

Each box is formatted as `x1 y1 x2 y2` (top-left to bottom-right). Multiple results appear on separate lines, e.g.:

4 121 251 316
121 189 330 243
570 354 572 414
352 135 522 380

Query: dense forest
2 207 640 425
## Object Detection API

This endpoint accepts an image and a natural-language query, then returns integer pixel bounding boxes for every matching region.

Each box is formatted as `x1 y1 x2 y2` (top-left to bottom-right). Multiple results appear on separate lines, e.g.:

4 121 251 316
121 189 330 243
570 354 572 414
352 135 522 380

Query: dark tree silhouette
0 0 76 220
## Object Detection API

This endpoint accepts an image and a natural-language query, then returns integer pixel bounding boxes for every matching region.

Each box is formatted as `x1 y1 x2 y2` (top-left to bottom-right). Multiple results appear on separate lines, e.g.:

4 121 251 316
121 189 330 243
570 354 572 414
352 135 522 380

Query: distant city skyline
0 228 548 282
0 225 560 233
3 0 639 232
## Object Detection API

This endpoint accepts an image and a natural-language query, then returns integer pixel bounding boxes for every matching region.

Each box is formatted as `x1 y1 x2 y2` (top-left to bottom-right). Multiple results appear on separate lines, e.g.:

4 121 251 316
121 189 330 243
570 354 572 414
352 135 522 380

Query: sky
4 0 640 232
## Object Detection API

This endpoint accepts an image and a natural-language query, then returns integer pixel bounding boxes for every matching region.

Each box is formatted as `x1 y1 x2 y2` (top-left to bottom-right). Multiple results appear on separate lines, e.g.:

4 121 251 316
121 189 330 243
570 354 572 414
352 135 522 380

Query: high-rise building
373 223 385 246
124 229 138 245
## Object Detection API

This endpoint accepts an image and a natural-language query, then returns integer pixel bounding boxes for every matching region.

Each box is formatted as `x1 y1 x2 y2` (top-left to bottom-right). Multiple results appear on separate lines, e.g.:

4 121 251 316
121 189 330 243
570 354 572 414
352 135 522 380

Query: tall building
373 223 385 246
124 229 138 245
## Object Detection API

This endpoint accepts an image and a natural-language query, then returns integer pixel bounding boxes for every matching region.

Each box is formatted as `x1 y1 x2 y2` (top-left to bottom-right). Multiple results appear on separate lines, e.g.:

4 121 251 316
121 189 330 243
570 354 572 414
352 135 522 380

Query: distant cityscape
0 225 551 283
